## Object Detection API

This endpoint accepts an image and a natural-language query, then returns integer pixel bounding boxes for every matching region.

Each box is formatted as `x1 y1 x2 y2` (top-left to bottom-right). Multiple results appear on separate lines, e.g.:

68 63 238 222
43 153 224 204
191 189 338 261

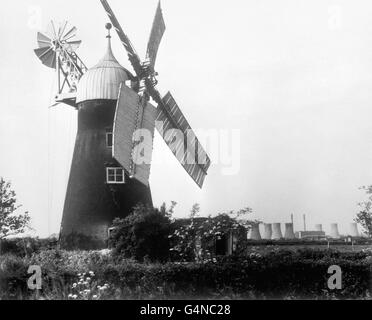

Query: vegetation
355 186 372 237
0 189 370 300
0 178 30 255
170 206 256 262
109 203 176 262
0 248 370 300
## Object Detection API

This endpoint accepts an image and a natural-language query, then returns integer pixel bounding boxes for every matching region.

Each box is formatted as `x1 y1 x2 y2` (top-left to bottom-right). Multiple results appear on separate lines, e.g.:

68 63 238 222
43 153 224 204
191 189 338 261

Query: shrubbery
169 206 257 262
109 204 174 262
0 248 370 300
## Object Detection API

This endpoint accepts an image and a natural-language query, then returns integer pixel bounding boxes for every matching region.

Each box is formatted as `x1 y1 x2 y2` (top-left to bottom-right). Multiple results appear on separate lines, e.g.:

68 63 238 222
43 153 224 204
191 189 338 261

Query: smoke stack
330 223 340 239
249 223 262 240
263 223 272 240
349 223 359 237
315 224 323 232
303 214 306 231
284 223 295 239
272 223 283 240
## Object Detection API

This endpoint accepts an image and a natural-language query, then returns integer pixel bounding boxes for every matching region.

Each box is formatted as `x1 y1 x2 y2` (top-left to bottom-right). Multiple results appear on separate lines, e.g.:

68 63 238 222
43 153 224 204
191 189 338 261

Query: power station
247 219 363 241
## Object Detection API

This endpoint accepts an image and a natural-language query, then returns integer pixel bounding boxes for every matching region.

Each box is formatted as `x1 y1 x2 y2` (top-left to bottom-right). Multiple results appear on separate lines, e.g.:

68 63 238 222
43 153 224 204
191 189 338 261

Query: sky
1 0 372 237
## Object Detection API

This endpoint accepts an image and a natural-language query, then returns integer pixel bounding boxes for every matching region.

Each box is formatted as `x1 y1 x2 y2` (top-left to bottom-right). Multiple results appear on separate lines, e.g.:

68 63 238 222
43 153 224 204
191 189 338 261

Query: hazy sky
1 0 372 237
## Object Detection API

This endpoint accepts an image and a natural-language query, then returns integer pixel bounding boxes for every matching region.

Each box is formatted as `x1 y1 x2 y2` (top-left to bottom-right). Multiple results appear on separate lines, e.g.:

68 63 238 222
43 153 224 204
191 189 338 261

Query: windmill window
106 167 125 184
106 129 113 148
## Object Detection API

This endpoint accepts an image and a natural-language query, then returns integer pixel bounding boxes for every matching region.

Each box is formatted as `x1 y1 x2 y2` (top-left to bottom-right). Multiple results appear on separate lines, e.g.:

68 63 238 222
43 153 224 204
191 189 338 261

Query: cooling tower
272 223 283 240
330 223 340 239
249 223 262 240
284 223 295 239
349 223 359 237
263 224 272 240
315 224 323 232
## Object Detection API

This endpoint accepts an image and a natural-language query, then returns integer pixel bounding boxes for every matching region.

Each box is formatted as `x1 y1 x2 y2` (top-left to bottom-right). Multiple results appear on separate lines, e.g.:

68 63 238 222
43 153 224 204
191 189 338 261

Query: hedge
0 249 371 300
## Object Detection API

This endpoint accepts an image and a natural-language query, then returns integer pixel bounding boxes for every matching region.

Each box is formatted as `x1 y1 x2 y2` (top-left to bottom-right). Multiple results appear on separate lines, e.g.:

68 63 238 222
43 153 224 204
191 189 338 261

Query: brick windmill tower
61 26 154 249
34 1 211 249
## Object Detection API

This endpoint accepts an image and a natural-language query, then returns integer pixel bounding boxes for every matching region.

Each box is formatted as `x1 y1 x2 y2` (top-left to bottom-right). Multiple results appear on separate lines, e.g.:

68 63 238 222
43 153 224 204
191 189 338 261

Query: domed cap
76 24 130 104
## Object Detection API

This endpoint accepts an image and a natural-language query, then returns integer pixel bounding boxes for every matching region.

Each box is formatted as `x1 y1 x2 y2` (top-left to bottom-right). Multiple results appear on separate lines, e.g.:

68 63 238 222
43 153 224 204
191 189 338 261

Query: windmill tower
34 1 211 249
60 25 154 249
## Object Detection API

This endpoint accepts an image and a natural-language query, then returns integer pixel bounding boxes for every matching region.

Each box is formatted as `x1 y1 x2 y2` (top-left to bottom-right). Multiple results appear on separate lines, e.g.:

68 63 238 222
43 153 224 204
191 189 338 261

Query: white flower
73 283 77 288
93 295 98 300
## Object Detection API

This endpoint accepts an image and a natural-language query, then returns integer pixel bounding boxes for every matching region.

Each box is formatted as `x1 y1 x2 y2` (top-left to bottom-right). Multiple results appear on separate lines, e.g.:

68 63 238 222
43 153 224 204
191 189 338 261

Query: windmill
34 21 87 107
34 1 211 249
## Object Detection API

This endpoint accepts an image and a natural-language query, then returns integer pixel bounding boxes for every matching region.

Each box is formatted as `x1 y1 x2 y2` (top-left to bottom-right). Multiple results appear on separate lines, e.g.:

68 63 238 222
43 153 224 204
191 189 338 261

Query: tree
0 178 31 242
109 203 176 262
355 186 372 237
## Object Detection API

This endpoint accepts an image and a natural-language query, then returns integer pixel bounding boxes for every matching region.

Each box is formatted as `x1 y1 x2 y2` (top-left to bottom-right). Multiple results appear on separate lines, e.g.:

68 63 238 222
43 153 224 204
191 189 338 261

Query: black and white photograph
0 0 371 307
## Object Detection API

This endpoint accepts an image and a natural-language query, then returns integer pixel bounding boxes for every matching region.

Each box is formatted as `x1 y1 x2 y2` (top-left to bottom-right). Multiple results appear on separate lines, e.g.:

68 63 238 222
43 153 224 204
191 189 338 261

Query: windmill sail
34 46 56 68
34 21 86 103
100 0 143 76
146 1 166 69
113 84 157 186
99 1 211 188
156 92 211 188
37 32 52 47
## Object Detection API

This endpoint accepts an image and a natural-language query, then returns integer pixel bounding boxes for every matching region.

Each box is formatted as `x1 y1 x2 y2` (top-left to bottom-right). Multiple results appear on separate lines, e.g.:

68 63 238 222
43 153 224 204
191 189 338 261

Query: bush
109 204 173 262
0 254 29 300
0 248 370 300
170 208 255 262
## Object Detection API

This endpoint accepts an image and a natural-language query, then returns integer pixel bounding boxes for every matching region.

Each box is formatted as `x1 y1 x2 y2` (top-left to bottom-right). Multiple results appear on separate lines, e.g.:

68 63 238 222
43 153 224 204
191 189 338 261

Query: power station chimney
263 224 272 240
315 224 323 232
349 223 359 237
284 223 295 239
249 223 262 240
272 223 283 240
303 214 306 231
330 223 340 239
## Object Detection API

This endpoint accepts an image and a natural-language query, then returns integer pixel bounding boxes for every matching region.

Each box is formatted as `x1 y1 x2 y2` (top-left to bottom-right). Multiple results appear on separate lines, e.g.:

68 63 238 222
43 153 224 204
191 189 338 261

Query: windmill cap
76 27 131 104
